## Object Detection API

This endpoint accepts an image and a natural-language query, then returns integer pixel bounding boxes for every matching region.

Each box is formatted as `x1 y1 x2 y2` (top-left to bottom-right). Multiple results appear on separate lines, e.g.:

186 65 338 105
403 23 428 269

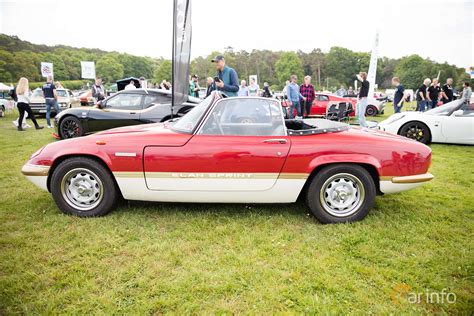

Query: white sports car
378 99 474 145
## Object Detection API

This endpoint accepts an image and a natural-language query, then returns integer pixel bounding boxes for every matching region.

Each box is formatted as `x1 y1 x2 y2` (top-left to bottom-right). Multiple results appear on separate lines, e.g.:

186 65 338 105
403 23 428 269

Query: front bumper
380 173 434 194
21 163 50 191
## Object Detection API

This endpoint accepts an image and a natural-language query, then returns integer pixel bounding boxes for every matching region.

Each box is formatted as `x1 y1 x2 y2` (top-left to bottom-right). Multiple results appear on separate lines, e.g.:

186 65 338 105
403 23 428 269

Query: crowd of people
8 54 472 132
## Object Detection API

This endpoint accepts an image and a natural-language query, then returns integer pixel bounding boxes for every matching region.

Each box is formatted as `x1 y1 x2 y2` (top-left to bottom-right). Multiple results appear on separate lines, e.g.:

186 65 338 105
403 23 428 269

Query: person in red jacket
300 75 315 118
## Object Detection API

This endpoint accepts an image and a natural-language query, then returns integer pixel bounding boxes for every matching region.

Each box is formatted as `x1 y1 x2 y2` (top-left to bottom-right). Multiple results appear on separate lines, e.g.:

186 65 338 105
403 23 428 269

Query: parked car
23 91 433 224
30 88 80 114
79 90 94 106
378 98 474 145
54 88 200 139
281 93 385 118
342 95 386 116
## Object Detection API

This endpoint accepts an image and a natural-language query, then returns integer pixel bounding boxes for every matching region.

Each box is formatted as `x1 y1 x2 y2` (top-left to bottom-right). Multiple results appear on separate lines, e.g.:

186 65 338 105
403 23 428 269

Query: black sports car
54 88 200 139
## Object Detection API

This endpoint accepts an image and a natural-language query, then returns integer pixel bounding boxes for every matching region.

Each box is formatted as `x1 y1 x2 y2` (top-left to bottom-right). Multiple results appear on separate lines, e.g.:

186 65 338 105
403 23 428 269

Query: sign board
81 61 96 79
249 75 258 85
41 62 53 78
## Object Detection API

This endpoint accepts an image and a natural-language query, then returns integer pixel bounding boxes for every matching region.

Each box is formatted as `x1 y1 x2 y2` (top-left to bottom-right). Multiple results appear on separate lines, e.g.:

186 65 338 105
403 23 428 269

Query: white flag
41 62 53 78
81 61 96 79
367 31 379 98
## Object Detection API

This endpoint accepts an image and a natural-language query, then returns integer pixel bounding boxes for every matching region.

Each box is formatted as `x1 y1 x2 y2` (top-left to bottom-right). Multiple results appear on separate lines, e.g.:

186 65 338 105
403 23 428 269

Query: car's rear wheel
365 105 377 116
50 157 119 217
59 116 83 139
399 121 431 144
305 164 376 224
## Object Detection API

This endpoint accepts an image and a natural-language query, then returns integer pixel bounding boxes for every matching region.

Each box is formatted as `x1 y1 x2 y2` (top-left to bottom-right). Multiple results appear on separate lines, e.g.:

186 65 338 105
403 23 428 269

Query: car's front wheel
59 116 84 139
399 121 431 144
305 164 376 224
50 157 119 217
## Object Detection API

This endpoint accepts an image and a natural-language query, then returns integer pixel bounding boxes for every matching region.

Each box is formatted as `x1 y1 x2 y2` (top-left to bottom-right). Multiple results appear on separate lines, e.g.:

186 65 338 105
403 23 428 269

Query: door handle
130 112 136 114
263 138 287 144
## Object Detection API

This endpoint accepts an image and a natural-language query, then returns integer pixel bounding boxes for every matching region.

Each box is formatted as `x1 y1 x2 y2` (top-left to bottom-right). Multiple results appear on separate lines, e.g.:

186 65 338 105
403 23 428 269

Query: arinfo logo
391 283 457 305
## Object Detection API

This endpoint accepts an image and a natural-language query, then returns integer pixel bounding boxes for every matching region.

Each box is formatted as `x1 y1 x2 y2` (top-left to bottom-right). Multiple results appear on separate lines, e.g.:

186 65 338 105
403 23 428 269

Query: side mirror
452 110 463 116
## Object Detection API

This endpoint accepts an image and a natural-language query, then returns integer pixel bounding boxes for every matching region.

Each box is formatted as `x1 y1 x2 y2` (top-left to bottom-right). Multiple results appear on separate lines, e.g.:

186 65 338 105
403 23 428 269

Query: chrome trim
114 152 137 157
391 173 434 184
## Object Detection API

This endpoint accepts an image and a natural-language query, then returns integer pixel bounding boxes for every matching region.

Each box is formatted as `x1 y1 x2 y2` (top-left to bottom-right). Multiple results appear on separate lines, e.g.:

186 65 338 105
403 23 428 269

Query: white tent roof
0 82 13 91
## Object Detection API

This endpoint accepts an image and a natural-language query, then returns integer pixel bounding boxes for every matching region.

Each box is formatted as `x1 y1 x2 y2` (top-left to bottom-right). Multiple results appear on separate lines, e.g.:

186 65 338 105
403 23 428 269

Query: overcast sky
0 0 472 67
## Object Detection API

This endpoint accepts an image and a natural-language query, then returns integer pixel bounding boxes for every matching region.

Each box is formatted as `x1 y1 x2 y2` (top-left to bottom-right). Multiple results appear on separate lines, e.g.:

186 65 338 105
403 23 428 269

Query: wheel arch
299 160 382 200
397 120 432 143
46 154 123 199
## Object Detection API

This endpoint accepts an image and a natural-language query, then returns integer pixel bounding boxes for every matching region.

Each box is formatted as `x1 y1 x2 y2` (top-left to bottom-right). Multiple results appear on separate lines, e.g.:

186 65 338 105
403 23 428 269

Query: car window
199 98 285 136
106 93 143 110
317 95 329 101
56 90 67 97
143 94 171 108
426 99 463 116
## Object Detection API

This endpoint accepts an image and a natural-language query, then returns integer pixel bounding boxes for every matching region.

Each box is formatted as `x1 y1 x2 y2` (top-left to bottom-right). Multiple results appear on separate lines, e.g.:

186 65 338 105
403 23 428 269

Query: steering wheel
213 112 225 135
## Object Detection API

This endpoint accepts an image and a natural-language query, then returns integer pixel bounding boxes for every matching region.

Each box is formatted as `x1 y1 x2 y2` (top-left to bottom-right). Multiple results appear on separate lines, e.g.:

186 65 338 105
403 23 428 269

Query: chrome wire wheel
60 168 104 211
319 173 365 217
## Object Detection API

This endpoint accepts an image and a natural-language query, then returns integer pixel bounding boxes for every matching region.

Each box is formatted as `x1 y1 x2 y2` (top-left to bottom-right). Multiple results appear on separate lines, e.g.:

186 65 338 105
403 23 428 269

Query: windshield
172 93 217 134
56 90 68 97
426 99 463 116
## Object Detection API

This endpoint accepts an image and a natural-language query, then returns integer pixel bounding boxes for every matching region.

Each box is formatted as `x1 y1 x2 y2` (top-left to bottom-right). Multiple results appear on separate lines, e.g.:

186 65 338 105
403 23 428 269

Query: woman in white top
16 77 43 131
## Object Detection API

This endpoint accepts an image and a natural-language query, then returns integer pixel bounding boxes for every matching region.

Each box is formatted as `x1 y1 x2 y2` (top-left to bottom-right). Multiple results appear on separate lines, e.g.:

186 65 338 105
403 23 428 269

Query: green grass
0 105 473 314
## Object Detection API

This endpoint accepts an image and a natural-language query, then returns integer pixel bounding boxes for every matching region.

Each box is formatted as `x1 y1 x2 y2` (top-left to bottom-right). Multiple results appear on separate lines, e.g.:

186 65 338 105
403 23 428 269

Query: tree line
0 34 470 91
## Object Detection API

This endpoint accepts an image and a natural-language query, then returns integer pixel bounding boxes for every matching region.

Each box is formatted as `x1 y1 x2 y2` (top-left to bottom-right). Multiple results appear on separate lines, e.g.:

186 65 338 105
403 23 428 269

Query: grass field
0 105 473 314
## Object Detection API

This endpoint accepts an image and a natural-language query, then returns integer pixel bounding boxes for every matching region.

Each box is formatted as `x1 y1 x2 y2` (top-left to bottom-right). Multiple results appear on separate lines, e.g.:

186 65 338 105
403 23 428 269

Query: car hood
378 111 425 126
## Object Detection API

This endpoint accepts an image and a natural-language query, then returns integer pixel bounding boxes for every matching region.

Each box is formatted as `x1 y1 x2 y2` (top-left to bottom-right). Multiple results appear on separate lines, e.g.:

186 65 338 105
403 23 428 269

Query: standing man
392 77 405 113
92 77 106 103
441 78 454 104
336 85 347 97
356 72 369 127
416 78 431 112
125 80 136 90
300 75 315 118
237 80 250 97
287 75 305 119
262 82 272 98
248 78 260 96
461 82 472 103
189 75 200 97
42 76 60 128
427 78 441 110
205 77 215 98
211 55 239 96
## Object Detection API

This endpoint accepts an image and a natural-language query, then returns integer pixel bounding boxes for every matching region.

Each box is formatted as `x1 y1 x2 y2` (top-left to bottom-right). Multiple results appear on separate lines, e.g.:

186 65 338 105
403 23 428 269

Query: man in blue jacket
287 75 305 119
211 55 239 96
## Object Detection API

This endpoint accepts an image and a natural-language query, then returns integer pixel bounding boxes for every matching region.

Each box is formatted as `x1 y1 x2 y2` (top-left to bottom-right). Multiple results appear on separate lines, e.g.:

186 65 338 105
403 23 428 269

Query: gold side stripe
113 172 308 180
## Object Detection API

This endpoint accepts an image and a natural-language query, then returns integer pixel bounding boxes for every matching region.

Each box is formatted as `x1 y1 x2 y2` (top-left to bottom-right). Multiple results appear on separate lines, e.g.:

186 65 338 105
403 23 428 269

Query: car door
139 93 173 123
143 98 290 191
441 103 474 144
87 93 144 132
312 94 330 116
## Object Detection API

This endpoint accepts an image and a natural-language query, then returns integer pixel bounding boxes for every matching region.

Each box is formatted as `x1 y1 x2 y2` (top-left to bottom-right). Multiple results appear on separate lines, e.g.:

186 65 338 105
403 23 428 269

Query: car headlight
60 103 67 107
30 146 45 159
380 114 405 125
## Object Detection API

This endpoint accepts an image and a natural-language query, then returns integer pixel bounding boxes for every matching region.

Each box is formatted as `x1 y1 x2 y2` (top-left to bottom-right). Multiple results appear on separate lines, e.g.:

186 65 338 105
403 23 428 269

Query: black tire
305 164 376 224
365 105 377 116
50 157 119 217
399 121 431 144
59 116 84 139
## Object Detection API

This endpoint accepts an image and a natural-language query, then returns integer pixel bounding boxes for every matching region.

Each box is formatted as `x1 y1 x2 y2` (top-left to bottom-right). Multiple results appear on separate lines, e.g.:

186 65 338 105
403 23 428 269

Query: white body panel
115 176 306 203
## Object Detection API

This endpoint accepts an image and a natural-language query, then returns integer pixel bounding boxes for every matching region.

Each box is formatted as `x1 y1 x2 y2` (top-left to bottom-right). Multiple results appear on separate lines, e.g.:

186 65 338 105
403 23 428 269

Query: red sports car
22 92 433 223
282 93 385 117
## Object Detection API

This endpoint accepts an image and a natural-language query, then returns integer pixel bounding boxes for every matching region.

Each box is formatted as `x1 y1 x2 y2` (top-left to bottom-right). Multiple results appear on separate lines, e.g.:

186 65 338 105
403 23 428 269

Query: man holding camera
211 55 239 97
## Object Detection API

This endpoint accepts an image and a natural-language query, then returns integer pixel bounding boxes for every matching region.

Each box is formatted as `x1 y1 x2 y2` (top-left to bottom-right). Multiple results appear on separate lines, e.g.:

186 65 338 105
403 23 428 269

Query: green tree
394 55 431 89
275 52 304 87
153 60 172 83
96 54 124 83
